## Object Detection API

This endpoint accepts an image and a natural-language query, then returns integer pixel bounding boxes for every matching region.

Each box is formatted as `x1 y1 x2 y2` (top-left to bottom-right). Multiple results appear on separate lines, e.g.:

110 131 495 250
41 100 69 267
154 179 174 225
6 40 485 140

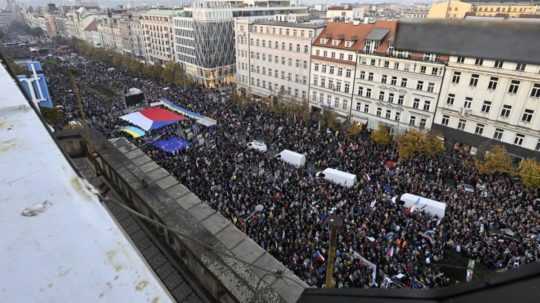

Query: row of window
451 72 540 97
244 76 307 99
358 71 437 93
441 116 540 149
244 65 308 85
311 91 349 111
359 56 442 76
250 25 313 39
456 56 530 72
313 63 352 78
314 49 355 62
243 51 309 69
356 86 432 112
312 76 351 93
445 94 536 123
241 37 310 54
353 101 428 128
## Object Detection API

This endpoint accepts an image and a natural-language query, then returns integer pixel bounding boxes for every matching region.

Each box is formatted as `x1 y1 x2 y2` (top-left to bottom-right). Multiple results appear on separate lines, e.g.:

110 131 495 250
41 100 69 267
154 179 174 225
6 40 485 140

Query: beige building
428 0 539 19
140 9 178 65
427 0 473 19
396 20 540 158
235 17 324 103
472 2 538 17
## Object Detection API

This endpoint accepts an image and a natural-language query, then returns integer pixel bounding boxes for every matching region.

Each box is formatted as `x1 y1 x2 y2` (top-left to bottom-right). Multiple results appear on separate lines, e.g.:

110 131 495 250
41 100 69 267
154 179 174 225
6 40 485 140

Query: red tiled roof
313 21 397 53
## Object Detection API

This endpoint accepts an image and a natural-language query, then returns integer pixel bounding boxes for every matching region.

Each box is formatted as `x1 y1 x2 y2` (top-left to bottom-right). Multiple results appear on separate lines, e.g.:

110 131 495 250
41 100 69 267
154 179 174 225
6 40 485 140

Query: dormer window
345 40 353 48
320 38 328 44
364 40 377 54
332 39 340 46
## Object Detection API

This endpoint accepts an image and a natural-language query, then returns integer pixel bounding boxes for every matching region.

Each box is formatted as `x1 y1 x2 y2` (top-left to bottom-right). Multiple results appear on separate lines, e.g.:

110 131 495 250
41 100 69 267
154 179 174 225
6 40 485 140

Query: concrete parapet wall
78 132 307 303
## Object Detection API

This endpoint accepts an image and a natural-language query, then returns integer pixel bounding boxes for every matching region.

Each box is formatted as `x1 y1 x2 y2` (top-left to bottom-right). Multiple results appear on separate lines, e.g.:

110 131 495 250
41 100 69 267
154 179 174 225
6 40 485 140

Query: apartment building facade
352 49 446 133
309 21 397 119
235 17 324 103
396 21 540 158
140 9 178 65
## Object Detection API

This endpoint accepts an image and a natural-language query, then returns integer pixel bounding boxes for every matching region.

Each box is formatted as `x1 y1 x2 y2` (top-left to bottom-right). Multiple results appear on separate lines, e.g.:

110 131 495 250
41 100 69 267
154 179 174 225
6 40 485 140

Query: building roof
395 20 540 64
0 63 173 303
313 21 397 52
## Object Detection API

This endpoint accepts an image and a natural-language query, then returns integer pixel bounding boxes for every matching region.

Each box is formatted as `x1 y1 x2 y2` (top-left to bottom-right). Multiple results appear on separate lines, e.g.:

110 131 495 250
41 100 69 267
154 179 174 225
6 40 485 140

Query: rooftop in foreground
0 62 173 302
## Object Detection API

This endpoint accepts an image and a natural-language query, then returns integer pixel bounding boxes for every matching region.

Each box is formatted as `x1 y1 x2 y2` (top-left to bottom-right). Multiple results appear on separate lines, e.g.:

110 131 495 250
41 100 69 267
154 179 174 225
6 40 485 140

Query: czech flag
120 107 185 131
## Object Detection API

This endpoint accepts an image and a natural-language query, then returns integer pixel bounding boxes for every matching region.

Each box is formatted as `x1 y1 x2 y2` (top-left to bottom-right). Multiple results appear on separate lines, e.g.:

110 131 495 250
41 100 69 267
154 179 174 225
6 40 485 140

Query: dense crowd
44 53 539 289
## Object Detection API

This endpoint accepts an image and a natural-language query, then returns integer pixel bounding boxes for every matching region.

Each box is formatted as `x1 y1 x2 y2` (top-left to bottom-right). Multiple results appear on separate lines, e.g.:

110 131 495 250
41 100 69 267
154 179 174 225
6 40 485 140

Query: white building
326 5 364 21
140 9 178 65
309 21 398 119
235 16 324 103
396 20 540 158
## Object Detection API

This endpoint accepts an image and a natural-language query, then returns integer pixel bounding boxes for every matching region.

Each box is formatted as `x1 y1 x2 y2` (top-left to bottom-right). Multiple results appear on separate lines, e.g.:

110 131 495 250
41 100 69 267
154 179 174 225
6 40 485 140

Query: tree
423 133 445 157
321 110 339 131
397 130 445 160
4 56 26 75
371 125 392 145
347 122 363 138
41 107 64 126
518 159 540 189
476 145 513 175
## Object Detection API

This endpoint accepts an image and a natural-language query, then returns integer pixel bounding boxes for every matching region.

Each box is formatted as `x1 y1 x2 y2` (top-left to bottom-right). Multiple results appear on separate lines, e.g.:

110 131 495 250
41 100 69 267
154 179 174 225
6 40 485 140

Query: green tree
518 159 540 189
476 145 514 175
371 125 392 145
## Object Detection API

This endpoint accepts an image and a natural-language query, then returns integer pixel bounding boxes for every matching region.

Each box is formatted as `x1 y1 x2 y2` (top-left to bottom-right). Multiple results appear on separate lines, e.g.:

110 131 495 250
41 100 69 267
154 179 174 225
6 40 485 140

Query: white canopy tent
400 193 447 218
277 150 306 168
247 141 267 152
317 168 357 188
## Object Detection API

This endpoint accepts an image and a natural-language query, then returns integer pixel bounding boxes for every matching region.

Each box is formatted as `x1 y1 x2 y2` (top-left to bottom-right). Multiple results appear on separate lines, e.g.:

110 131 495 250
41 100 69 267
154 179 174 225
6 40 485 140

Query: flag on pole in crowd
313 250 326 263
386 246 395 257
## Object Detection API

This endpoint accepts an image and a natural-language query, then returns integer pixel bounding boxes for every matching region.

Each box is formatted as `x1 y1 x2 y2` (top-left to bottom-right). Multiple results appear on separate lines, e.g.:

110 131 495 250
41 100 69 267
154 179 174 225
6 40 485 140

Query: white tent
277 150 306 168
317 168 357 188
247 141 267 152
400 193 446 218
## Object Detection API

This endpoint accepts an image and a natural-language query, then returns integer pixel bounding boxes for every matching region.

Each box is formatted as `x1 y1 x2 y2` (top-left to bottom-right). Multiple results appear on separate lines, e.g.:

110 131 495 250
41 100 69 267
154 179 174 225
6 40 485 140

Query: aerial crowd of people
43 52 539 289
